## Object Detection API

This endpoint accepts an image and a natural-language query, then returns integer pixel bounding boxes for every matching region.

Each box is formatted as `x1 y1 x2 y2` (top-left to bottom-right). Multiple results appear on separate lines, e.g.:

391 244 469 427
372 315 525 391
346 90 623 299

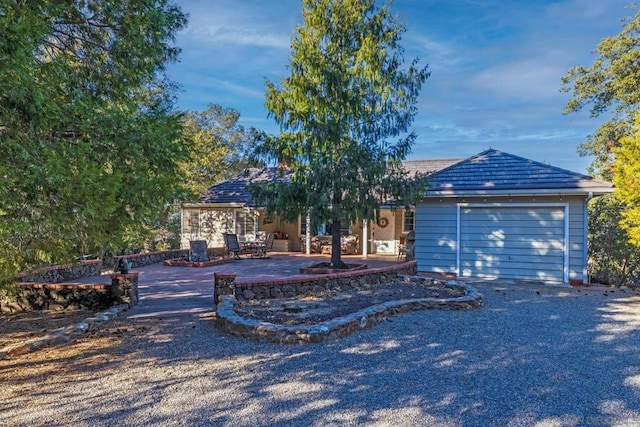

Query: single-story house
180 158 459 254
416 149 613 284
180 149 614 284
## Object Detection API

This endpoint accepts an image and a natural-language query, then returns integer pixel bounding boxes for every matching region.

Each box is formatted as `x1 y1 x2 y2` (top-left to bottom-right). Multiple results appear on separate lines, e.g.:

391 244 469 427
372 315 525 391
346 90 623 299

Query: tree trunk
330 219 342 268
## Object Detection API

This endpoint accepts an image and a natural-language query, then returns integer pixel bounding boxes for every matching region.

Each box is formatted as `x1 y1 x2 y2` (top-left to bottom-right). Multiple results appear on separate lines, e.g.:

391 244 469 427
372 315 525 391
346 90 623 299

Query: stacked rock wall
214 261 418 302
0 273 139 313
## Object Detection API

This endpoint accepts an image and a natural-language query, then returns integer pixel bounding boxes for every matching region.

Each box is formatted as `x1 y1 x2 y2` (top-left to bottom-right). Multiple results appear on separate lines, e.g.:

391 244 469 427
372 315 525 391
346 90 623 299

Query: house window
299 216 307 236
235 210 257 239
317 222 328 236
318 222 350 236
404 210 415 232
183 210 200 234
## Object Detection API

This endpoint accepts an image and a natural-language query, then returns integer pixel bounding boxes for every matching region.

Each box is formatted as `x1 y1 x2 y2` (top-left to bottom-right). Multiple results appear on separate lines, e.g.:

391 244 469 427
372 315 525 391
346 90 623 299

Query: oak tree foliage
563 5 640 285
0 0 187 284
614 114 640 247
587 194 640 286
561 6 640 180
252 0 429 267
180 104 260 198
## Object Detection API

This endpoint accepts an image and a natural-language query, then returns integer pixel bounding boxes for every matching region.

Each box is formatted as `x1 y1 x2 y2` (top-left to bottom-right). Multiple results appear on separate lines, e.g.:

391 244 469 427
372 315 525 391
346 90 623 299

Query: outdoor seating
189 240 209 262
263 232 276 257
223 233 242 259
245 232 274 258
397 241 415 261
398 230 415 261
305 234 360 254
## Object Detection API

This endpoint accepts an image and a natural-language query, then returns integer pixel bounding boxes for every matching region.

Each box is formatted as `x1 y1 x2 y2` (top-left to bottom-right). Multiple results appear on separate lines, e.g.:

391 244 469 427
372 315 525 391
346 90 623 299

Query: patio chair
223 233 242 259
265 232 275 253
189 240 209 262
397 241 415 261
398 230 415 261
250 232 275 258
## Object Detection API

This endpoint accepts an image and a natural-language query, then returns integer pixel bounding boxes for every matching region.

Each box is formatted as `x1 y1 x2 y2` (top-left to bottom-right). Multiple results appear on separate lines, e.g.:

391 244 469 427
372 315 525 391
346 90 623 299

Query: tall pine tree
253 0 429 267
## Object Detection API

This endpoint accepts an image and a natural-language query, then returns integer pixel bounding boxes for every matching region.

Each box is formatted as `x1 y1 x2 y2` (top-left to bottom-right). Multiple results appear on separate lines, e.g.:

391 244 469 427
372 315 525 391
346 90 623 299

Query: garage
415 149 614 284
458 205 567 282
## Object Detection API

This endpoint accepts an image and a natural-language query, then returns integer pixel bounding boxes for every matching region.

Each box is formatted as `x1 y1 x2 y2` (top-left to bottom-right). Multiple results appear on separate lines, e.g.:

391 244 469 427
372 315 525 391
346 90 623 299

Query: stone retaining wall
109 273 139 307
215 277 483 343
115 248 224 269
19 260 102 284
213 273 237 304
16 248 225 284
0 273 139 313
213 261 418 302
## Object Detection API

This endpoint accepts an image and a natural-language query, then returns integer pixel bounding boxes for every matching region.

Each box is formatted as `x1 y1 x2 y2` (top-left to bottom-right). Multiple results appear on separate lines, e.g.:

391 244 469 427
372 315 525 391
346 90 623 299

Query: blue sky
168 0 634 174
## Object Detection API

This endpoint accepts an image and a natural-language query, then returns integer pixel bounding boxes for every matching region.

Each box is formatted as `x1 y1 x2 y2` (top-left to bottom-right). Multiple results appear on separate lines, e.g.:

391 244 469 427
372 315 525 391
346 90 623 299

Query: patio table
241 240 267 258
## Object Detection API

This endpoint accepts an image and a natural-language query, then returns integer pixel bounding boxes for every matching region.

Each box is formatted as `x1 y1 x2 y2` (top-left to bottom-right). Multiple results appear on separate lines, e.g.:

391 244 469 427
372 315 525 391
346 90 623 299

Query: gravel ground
1 282 640 426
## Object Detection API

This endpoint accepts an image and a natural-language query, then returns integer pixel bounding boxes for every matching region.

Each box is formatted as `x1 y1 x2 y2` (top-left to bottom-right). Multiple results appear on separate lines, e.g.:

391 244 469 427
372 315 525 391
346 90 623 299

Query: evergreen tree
253 0 429 267
0 0 187 284
563 6 640 284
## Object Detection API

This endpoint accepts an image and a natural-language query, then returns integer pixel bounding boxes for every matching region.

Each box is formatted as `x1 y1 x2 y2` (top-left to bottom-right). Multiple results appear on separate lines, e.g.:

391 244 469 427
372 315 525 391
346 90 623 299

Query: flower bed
299 262 367 274
215 276 483 343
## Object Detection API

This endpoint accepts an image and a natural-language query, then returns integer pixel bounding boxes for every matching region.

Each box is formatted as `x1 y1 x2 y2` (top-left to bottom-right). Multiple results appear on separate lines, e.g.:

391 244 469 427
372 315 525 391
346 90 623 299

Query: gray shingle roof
402 159 463 176
197 167 291 206
193 150 613 205
425 149 614 196
195 160 459 206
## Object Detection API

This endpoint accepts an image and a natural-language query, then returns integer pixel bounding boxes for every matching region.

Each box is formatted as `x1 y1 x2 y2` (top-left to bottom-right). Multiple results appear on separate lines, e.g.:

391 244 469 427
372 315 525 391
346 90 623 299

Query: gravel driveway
1 282 640 426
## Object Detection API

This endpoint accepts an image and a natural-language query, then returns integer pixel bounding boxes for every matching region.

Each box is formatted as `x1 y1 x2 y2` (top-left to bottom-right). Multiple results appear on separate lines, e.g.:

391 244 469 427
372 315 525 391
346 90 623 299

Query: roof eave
182 202 248 209
423 187 615 198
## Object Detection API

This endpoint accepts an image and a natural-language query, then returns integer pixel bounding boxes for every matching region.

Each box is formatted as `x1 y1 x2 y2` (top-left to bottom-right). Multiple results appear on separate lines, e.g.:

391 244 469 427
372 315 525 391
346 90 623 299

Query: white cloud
470 59 566 100
405 34 461 71
167 0 635 173
184 23 290 50
178 1 294 49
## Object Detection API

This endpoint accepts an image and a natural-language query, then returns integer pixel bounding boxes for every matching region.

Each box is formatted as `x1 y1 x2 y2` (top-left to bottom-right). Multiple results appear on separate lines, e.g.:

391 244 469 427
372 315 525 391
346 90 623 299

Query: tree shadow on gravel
2 285 640 426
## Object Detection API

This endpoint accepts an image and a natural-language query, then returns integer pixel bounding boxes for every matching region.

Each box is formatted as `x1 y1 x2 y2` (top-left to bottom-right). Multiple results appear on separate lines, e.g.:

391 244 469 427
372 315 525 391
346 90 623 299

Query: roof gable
402 158 463 176
194 160 459 206
197 167 290 206
426 149 613 196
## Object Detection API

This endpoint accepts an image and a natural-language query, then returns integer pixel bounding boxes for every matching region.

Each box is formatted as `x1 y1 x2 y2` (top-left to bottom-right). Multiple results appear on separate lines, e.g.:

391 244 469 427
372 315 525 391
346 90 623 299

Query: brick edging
234 260 418 288
215 280 483 343
15 282 110 290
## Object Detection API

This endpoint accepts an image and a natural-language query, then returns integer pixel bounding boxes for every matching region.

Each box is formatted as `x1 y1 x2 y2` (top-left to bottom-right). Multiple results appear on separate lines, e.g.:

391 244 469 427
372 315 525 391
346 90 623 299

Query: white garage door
459 205 567 282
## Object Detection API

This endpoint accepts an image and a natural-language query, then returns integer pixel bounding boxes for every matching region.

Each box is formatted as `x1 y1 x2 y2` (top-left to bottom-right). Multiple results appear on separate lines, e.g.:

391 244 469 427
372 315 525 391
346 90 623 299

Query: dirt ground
1 279 463 352
234 280 464 325
0 310 98 350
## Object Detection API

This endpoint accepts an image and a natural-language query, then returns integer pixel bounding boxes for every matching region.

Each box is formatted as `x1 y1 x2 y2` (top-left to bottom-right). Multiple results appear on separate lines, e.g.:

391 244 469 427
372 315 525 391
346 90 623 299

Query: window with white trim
235 210 257 239
299 216 307 236
404 210 415 232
